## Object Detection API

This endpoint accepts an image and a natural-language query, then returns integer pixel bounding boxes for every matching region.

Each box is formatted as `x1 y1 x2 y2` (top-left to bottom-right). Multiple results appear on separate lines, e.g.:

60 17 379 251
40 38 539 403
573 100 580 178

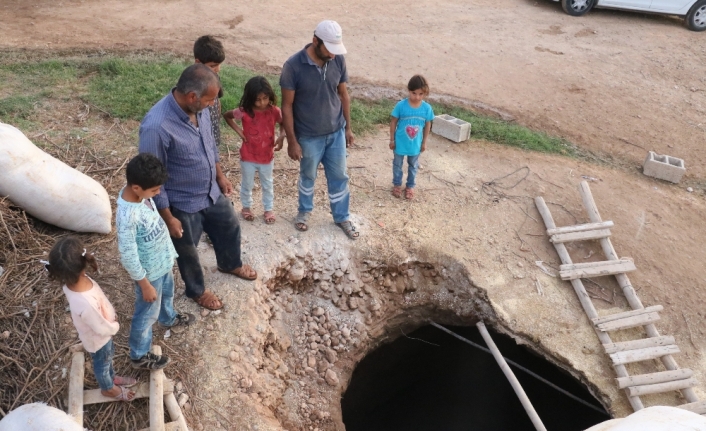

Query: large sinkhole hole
342 325 610 431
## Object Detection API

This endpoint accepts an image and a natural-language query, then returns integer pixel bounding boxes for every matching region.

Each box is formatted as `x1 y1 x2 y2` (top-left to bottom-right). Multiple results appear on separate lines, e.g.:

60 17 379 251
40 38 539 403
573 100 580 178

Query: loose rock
324 369 339 386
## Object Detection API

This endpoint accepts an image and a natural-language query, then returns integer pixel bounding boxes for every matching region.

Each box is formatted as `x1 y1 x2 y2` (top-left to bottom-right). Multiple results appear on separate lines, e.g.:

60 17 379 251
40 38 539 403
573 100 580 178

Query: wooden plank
546 221 614 236
596 312 660 332
578 180 700 405
603 336 675 354
164 392 189 431
478 322 547 431
550 229 611 244
610 345 680 365
83 378 174 405
138 422 181 431
592 305 663 326
560 259 633 271
676 401 706 415
534 196 645 413
150 346 166 431
68 351 85 426
560 259 637 280
617 369 693 389
627 378 698 397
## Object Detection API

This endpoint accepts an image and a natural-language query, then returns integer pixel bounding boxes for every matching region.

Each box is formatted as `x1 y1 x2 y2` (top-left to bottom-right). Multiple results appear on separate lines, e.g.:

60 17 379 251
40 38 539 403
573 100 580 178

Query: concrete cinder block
643 151 685 184
432 114 471 143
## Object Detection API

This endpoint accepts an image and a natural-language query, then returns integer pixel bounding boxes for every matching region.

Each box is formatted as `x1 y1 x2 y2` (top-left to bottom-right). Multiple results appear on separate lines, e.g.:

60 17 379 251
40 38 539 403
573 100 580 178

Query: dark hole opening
342 325 610 431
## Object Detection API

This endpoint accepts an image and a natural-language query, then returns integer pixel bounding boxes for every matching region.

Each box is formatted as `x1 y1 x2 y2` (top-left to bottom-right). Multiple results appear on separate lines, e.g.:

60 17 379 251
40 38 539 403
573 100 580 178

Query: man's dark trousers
170 194 242 299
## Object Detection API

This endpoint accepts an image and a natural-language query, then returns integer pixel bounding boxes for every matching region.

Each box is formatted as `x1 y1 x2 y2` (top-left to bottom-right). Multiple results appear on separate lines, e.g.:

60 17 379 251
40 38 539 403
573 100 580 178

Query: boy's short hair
126 153 168 189
194 35 225 64
408 75 430 96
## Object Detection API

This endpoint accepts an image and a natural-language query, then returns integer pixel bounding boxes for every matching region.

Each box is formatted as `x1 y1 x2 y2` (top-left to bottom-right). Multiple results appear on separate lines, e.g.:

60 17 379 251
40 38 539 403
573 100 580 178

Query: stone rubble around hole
193 234 459 431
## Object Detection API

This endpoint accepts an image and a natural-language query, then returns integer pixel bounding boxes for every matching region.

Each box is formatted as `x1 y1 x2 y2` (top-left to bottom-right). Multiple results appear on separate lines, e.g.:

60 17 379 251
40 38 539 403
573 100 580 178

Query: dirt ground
2 0 706 429
2 0 706 182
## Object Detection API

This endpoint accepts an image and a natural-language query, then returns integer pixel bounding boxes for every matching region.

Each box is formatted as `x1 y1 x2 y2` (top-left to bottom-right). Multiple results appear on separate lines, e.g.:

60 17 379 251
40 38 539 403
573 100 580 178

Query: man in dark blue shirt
280 20 359 240
139 64 257 311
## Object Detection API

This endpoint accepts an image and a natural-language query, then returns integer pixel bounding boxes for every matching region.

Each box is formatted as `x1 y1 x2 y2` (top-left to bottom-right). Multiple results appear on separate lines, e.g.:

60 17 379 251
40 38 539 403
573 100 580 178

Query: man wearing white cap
280 20 359 240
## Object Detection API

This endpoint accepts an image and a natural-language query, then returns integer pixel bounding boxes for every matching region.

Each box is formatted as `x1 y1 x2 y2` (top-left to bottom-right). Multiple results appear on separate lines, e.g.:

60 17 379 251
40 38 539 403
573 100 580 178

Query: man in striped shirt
139 64 257 311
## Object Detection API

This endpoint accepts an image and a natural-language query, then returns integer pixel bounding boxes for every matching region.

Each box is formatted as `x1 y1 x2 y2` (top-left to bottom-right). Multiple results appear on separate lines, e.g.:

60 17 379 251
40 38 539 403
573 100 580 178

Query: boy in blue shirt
389 75 435 200
117 153 195 370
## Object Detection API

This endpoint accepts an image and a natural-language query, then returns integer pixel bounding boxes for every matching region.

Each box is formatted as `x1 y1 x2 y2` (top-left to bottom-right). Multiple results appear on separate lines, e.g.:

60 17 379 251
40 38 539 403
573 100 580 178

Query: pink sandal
241 208 255 221
113 375 137 387
264 211 276 225
392 186 402 198
113 385 136 402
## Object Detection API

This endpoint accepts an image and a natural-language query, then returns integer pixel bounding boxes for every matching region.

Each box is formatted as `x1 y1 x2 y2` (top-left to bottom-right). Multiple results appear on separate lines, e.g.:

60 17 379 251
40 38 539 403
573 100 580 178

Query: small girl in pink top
224 76 285 224
47 236 136 401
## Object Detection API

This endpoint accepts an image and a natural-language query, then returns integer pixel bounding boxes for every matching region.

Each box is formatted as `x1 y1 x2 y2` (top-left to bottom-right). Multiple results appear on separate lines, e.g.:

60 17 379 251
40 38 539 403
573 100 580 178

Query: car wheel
561 0 595 16
686 0 706 31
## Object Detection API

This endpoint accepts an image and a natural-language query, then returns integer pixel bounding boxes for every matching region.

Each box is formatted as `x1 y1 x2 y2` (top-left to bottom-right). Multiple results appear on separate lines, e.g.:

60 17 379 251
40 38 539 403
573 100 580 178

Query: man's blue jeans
129 270 177 360
90 339 115 391
240 160 274 211
392 153 420 189
170 194 242 299
298 127 350 223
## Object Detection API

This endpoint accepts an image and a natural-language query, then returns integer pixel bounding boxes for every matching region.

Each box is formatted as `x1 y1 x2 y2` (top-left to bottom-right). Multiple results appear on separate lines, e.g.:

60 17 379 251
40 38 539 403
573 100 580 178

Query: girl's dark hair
408 74 430 96
239 76 277 117
47 236 98 286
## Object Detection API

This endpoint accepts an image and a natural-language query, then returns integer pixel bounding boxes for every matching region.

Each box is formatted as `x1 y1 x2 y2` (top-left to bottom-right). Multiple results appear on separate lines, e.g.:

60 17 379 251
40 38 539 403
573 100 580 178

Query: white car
556 0 706 31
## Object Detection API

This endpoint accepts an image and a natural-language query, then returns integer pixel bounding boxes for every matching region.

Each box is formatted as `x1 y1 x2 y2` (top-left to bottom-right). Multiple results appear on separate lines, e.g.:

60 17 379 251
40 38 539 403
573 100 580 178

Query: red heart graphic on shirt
406 125 419 139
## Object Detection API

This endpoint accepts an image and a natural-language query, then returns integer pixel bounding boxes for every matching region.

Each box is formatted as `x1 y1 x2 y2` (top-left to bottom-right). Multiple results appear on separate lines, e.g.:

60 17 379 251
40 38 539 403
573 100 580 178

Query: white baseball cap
314 20 347 55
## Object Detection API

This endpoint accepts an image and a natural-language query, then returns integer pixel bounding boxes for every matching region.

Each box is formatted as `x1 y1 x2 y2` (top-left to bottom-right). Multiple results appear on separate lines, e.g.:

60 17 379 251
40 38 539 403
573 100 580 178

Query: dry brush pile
0 134 200 429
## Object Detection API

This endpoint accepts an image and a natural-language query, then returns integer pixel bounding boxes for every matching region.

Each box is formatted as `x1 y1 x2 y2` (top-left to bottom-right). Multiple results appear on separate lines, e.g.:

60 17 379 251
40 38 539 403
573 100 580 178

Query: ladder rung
610 345 680 365
595 312 660 332
592 305 663 326
676 401 706 415
550 228 611 244
603 335 675 354
83 378 173 405
546 221 614 236
138 421 181 431
560 259 636 280
627 377 698 397
617 369 693 389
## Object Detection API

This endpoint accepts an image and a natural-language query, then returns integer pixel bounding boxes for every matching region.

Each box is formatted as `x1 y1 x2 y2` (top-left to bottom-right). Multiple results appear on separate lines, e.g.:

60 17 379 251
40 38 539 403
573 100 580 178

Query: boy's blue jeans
297 127 350 223
90 339 115 391
240 160 274 211
129 270 177 360
392 153 420 188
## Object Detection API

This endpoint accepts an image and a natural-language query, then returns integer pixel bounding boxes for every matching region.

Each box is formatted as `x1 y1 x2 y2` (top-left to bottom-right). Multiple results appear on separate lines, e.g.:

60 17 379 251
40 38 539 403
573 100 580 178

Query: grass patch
0 60 79 125
0 54 575 156
437 105 575 155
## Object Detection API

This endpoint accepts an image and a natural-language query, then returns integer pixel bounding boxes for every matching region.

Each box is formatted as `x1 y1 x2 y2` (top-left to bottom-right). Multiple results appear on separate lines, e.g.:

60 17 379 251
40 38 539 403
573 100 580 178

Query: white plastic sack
0 402 84 431
0 123 111 234
584 406 706 431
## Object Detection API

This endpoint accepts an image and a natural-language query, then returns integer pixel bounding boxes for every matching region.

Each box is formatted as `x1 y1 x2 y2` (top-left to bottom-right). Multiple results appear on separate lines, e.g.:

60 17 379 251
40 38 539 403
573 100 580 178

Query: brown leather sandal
218 264 257 280
194 290 223 310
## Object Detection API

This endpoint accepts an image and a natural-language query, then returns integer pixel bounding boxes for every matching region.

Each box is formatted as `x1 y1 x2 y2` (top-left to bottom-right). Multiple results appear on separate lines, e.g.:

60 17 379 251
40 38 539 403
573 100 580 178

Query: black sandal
336 220 360 240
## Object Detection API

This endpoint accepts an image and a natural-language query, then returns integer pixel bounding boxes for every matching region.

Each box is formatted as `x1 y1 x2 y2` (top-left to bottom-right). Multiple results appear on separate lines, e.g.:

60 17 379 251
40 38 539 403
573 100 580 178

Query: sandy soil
165 126 706 429
1 0 705 181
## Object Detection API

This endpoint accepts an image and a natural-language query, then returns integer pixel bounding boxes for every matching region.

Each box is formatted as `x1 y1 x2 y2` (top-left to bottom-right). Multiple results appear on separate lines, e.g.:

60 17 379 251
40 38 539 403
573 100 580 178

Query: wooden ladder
68 344 189 430
534 181 705 415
